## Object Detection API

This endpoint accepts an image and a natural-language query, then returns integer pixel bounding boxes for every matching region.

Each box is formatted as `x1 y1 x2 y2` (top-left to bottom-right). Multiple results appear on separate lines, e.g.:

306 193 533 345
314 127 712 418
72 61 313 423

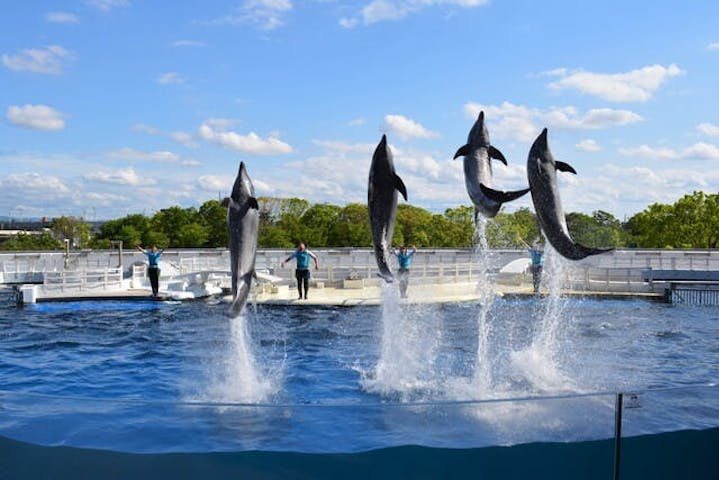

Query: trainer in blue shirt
521 238 544 294
136 244 164 297
394 245 417 299
281 242 319 300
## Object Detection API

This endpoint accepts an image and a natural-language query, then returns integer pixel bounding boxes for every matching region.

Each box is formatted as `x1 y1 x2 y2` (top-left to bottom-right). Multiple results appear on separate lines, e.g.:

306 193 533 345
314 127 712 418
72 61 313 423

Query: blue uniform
288 249 316 270
529 248 544 267
145 250 163 268
396 250 415 270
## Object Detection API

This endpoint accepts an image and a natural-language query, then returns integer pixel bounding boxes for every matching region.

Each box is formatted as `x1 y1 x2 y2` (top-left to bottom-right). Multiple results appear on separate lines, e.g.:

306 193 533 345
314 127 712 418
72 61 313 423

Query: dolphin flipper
248 196 259 209
555 161 577 175
480 184 531 204
453 144 472 159
488 146 508 166
394 174 408 201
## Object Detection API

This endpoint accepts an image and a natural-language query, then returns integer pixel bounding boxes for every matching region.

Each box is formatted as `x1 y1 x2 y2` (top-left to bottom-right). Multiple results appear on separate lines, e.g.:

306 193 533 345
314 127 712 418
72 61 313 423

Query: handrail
0 382 714 410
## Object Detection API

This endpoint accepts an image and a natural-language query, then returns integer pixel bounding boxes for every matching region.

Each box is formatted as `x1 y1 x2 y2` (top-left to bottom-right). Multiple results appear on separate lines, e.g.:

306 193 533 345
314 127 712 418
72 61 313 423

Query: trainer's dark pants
531 265 542 293
148 267 160 296
398 268 410 298
295 269 310 299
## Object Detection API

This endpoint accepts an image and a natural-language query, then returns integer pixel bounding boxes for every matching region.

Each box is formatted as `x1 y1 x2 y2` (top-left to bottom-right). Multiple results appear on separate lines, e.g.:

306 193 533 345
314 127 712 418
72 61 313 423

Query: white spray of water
210 313 277 404
362 283 440 400
471 217 497 394
510 243 573 392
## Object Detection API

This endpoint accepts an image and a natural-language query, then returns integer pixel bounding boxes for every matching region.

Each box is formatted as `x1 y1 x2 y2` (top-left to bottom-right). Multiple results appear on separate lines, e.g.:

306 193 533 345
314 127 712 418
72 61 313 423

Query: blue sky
2 0 718 221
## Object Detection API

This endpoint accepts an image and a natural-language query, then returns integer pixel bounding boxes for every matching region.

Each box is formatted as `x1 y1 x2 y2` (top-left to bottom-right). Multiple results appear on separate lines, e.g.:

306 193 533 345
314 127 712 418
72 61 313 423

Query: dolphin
222 161 260 315
453 111 529 221
481 128 612 260
368 134 407 283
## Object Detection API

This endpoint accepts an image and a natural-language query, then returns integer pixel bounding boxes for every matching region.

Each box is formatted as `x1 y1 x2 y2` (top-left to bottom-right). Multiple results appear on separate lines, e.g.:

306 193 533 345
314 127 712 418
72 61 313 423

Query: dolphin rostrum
453 111 529 221
481 129 612 260
222 161 260 315
368 134 407 283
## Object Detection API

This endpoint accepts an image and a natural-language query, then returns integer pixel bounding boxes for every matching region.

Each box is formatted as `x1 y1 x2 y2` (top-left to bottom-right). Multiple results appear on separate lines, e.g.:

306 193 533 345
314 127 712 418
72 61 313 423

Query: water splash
510 244 574 392
472 216 497 395
208 313 278 404
362 283 440 401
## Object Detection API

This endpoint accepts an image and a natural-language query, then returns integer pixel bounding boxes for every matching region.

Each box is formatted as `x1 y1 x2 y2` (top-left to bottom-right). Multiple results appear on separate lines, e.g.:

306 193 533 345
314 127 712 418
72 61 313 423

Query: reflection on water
0 286 717 453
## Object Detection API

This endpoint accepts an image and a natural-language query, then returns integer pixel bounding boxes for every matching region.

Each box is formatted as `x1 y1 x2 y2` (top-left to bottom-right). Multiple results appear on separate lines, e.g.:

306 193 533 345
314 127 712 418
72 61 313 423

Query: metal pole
613 392 623 480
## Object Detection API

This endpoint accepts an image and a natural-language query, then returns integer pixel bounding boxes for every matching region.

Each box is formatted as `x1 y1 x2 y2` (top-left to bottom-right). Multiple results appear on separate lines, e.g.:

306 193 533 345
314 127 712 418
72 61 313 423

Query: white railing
43 268 124 293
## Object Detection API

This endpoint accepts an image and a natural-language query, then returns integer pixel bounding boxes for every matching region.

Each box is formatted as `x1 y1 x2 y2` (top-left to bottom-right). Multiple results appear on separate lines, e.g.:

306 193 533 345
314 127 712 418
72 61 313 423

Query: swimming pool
0 286 717 477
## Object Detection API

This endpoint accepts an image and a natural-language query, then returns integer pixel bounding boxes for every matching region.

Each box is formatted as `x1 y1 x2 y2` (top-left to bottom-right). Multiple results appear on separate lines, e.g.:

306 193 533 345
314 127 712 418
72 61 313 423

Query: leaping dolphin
481 129 612 260
368 134 407 283
223 161 260 315
453 111 529 221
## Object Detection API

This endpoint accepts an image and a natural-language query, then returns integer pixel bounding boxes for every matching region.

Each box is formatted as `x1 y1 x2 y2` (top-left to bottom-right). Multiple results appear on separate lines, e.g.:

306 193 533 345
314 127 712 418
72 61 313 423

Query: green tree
300 203 342 247
327 203 371 247
50 216 92 248
0 232 61 251
198 200 228 248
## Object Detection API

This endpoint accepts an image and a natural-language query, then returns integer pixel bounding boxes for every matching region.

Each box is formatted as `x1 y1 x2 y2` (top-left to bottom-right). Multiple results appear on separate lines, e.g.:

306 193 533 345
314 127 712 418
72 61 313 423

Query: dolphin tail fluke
453 144 472 159
480 183 531 204
376 272 394 283
488 146 508 166
565 243 614 261
394 174 408 201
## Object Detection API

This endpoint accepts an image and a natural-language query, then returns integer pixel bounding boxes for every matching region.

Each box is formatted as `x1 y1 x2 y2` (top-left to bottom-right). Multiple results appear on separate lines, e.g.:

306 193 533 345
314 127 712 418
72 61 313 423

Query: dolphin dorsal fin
248 196 259 209
555 161 577 175
453 144 472 159
488 146 508 166
395 174 408 201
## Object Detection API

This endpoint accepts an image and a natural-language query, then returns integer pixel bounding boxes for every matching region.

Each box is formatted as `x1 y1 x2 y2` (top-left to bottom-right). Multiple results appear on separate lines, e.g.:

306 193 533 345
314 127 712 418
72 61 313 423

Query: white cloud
107 148 180 163
464 101 642 142
132 123 160 135
212 0 293 30
348 117 366 127
157 72 184 84
576 139 601 152
84 168 149 186
170 131 199 148
2 173 70 193
383 114 439 140
342 0 488 27
172 40 206 47
682 142 719 160
546 64 685 102
707 42 719 51
618 142 719 161
7 104 66 131
199 121 293 155
2 45 73 74
697 122 719 137
197 175 230 193
618 145 679 160
86 0 130 11
313 139 375 154
46 12 79 24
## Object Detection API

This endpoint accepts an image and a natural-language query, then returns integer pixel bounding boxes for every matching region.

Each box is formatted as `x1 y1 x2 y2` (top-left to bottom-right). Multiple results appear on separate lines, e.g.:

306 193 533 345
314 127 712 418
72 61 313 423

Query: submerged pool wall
1 428 717 480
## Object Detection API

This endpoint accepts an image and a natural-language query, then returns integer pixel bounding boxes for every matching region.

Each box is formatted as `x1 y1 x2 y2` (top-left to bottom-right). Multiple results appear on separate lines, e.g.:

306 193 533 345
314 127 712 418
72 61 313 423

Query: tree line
2 191 717 251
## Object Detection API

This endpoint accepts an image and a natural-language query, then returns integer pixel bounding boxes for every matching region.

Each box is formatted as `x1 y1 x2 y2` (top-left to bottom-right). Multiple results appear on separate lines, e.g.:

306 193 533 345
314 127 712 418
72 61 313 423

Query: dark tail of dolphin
479 183 531 204
561 243 614 260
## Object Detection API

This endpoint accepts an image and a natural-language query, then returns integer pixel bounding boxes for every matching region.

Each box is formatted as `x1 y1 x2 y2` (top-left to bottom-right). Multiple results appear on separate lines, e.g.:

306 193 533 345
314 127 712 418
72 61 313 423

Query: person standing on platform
136 244 164 297
521 238 544 294
394 245 417 299
281 242 319 300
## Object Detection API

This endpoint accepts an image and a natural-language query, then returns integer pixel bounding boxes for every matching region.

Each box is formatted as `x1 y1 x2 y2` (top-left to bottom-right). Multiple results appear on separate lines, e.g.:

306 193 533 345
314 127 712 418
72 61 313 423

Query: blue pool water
0 285 718 477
